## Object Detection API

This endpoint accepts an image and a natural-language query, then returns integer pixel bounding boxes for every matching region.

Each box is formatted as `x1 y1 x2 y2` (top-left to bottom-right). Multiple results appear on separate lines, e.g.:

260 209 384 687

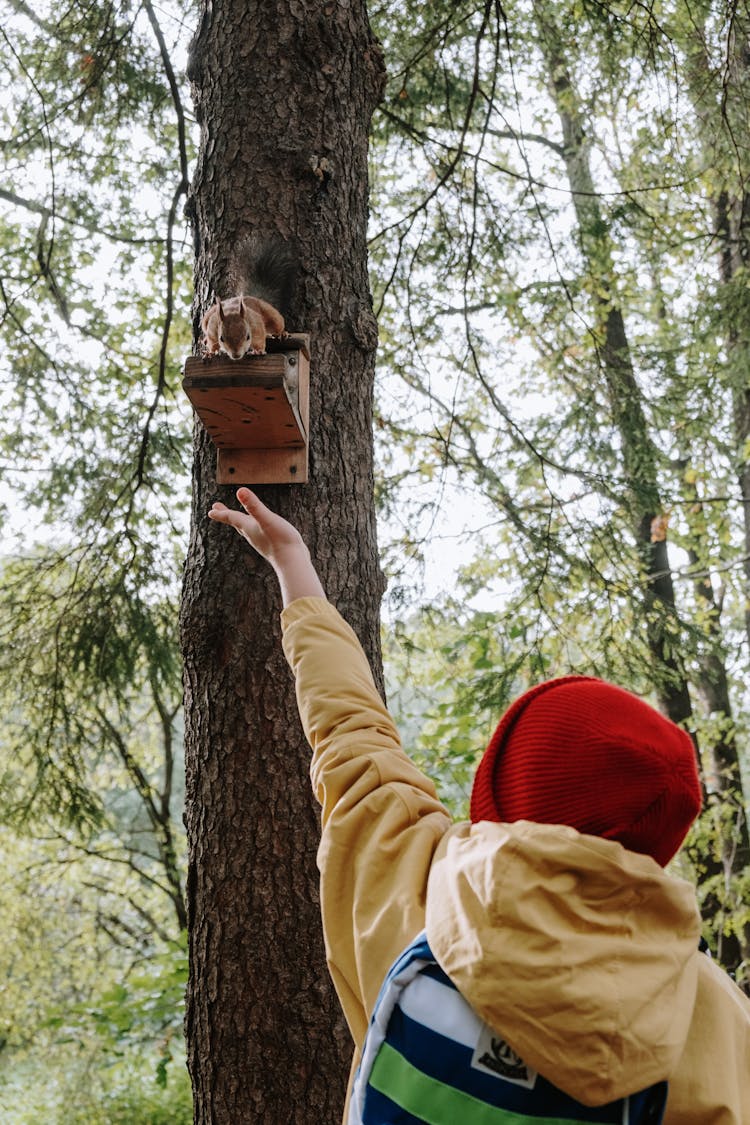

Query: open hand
208 488 325 605
209 487 304 565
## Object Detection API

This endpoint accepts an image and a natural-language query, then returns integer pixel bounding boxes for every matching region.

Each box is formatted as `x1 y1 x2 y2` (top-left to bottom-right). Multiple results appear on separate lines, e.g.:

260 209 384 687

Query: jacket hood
425 820 702 1106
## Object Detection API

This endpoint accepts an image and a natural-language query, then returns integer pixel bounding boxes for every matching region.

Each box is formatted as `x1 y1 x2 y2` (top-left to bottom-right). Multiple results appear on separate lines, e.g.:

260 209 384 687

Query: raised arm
209 487 452 1049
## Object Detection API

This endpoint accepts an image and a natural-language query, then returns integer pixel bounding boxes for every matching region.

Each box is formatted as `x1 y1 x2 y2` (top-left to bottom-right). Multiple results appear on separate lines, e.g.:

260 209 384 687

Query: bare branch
0 186 163 245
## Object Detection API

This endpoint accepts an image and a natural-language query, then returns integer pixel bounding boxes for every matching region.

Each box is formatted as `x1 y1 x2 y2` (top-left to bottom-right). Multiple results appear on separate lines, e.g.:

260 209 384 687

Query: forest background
1 0 749 1120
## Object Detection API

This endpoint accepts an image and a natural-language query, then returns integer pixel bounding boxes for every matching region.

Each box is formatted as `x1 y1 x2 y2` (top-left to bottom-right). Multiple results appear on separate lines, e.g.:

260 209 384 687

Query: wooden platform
183 334 310 484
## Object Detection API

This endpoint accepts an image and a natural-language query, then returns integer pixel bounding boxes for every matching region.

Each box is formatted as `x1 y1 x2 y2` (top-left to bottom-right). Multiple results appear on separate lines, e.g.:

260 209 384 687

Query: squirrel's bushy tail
230 235 296 317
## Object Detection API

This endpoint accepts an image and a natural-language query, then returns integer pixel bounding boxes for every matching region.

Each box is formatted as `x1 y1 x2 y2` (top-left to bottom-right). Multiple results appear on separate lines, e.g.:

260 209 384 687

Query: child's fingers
209 495 259 523
208 503 252 532
236 487 267 518
235 488 279 530
236 487 256 508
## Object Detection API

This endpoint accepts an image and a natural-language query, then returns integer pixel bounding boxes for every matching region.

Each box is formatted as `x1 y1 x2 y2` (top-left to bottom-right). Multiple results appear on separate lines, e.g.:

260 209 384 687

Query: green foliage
0 823 188 1121
0 0 194 824
0 546 182 826
0 1048 192 1125
1 3 193 1103
385 589 654 821
370 0 750 978
49 933 188 1076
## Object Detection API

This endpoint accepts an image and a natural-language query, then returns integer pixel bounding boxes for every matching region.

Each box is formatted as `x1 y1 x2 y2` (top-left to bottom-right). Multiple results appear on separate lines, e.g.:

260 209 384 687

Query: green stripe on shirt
369 1041 607 1125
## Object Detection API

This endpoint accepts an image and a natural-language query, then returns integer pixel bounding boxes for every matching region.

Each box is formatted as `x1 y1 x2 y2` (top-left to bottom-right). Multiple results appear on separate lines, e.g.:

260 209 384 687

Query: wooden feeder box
182 333 310 484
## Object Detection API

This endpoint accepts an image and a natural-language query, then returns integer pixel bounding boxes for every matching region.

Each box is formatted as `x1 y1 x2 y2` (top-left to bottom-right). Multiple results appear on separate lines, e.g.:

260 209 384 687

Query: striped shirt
349 932 667 1125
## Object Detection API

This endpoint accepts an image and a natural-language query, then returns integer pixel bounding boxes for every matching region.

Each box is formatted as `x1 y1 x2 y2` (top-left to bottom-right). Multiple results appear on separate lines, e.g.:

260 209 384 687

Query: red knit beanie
469 676 702 866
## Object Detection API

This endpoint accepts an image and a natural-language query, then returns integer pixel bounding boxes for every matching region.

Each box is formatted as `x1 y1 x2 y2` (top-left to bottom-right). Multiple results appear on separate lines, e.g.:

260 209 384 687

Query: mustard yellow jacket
281 597 750 1124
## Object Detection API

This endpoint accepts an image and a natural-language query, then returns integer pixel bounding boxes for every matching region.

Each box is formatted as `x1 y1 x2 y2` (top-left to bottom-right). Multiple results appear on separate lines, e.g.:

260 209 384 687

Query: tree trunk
531 6 750 983
180 3 385 1120
716 186 750 652
532 1 693 727
683 483 750 979
680 15 750 987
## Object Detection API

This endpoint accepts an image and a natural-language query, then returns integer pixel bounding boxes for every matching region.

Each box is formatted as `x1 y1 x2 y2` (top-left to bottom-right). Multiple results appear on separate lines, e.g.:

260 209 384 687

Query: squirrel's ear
217 299 225 321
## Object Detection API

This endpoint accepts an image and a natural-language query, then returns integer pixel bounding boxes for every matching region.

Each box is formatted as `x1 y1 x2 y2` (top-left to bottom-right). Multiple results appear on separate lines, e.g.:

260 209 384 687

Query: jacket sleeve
281 596 452 1047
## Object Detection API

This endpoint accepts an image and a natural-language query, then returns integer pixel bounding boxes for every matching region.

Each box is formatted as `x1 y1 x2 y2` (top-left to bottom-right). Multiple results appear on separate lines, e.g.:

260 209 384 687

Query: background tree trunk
533 1 748 982
679 11 750 984
180 2 386 1120
532 0 693 727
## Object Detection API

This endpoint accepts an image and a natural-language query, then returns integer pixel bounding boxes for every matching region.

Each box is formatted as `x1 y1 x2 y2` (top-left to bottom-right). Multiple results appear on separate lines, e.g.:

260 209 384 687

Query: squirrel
201 238 296 360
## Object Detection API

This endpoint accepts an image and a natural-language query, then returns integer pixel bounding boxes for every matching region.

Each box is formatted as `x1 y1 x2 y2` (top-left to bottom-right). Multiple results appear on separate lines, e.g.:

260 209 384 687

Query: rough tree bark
684 9 750 660
180 2 386 1120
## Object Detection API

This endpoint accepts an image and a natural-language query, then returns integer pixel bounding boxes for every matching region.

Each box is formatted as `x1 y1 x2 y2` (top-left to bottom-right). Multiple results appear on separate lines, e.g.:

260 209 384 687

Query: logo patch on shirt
471 1025 537 1088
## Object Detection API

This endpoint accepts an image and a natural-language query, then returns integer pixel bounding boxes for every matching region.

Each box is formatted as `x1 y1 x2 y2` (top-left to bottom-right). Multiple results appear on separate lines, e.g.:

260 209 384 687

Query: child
209 487 750 1124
